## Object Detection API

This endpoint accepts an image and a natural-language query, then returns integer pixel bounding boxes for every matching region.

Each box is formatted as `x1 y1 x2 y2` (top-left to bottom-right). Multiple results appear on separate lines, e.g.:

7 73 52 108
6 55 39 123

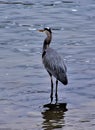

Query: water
0 0 95 129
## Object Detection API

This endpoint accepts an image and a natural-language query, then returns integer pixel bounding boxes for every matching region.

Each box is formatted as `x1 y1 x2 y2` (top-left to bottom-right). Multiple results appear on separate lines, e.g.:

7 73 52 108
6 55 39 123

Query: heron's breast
42 50 46 58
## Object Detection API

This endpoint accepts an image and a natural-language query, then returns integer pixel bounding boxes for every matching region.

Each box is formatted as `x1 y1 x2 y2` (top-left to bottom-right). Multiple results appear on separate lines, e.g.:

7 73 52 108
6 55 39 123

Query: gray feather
42 47 68 84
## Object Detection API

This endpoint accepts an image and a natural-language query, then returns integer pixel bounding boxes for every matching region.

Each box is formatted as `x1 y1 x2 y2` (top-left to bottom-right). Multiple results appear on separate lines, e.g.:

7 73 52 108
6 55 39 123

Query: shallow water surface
0 0 95 129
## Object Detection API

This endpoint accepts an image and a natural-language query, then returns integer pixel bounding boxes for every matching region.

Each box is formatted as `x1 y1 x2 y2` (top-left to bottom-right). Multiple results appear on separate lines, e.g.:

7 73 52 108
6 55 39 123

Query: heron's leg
50 76 53 103
55 79 58 103
48 72 53 103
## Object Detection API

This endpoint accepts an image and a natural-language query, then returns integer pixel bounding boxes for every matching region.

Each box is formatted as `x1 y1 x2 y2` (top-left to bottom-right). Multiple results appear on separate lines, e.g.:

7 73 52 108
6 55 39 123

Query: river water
0 0 95 129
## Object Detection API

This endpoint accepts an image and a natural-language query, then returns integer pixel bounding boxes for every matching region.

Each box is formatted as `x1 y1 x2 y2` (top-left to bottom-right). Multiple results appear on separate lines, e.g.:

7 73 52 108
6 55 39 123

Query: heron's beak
38 29 44 32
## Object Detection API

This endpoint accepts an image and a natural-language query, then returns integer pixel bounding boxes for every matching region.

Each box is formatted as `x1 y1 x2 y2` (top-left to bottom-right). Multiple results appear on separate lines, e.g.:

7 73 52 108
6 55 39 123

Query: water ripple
0 1 34 5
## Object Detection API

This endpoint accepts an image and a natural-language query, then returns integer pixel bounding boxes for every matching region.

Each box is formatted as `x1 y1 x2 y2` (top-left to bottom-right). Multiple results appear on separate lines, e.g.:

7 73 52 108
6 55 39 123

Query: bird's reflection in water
42 103 67 130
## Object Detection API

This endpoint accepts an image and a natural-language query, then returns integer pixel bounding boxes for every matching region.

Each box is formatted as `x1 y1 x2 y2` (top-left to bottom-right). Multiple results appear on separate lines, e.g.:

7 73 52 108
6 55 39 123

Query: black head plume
44 27 52 33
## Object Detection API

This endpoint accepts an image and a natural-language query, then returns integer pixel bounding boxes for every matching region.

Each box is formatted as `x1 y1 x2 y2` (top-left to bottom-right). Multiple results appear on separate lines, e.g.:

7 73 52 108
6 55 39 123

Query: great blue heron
39 27 68 103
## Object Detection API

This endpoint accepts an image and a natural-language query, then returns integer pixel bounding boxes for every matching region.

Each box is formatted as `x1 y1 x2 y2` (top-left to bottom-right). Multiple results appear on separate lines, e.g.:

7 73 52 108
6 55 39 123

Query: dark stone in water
43 103 68 111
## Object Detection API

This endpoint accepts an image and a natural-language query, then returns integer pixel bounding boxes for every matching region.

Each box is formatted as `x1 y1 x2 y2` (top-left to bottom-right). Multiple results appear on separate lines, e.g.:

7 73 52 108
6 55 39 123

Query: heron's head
39 27 52 37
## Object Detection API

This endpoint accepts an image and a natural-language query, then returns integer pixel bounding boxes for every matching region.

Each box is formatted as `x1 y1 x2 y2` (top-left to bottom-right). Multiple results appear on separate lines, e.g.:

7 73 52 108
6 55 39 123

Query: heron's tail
61 75 68 85
63 76 68 85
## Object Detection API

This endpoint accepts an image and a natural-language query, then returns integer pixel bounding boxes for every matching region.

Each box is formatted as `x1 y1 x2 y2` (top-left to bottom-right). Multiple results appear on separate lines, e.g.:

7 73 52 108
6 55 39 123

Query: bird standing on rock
39 27 68 103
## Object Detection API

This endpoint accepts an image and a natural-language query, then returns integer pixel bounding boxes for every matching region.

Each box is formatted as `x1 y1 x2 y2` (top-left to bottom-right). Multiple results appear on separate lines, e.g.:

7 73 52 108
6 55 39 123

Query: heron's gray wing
42 48 68 84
